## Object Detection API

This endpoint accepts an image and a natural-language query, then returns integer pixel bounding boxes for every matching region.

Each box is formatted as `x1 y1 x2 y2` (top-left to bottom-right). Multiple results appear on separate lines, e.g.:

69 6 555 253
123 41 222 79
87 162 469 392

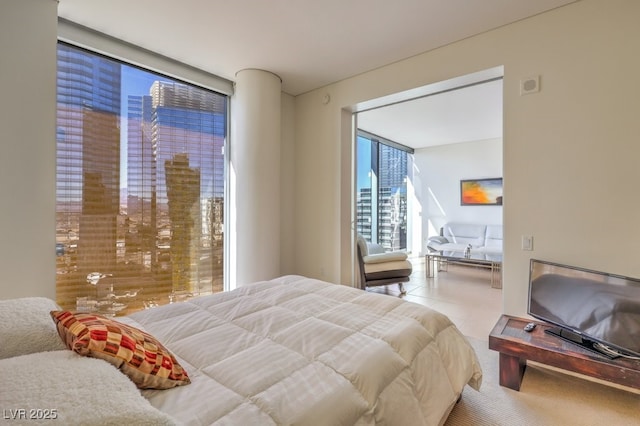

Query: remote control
524 322 537 332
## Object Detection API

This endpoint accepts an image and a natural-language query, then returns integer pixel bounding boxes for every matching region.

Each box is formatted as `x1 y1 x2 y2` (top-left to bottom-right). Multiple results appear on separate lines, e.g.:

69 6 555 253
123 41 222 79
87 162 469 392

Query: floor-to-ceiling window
356 130 413 251
56 42 227 314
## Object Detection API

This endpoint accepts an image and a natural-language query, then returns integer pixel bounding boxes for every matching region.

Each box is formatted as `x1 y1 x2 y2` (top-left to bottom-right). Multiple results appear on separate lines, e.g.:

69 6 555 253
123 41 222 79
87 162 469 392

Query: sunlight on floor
366 256 502 341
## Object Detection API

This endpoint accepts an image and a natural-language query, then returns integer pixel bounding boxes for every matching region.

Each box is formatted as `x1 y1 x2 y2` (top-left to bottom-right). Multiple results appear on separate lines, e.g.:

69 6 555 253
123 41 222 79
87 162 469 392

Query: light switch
522 235 534 251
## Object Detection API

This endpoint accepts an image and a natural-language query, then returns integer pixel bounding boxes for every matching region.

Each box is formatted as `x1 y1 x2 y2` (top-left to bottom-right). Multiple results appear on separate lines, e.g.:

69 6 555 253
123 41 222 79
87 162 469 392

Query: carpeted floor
445 337 640 426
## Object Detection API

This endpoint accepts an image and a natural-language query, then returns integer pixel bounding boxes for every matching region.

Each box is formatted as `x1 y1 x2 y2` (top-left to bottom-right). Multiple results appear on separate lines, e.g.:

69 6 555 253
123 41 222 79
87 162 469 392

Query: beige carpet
445 337 640 426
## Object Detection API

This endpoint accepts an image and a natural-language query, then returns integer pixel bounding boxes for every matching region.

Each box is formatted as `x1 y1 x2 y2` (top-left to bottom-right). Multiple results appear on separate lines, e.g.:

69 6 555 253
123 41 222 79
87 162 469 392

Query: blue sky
356 135 371 192
121 65 163 104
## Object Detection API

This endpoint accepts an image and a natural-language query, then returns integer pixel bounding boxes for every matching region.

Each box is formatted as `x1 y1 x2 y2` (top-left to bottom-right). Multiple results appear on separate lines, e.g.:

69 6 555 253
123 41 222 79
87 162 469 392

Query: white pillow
0 350 176 426
0 297 67 359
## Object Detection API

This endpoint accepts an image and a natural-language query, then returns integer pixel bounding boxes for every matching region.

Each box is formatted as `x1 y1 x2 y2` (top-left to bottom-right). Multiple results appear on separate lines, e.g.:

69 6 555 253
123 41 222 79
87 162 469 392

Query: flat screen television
527 259 640 358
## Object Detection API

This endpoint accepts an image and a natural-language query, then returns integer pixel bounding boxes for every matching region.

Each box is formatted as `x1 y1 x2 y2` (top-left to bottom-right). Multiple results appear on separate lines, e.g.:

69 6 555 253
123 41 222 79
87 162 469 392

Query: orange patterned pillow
50 310 190 390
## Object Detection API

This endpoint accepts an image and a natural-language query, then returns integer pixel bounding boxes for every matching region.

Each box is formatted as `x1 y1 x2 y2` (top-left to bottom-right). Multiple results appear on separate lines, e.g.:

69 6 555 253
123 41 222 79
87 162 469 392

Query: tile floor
366 255 503 341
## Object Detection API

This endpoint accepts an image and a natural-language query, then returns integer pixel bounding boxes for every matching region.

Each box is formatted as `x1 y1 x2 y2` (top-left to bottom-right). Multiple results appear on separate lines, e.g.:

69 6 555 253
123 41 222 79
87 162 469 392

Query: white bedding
126 275 482 425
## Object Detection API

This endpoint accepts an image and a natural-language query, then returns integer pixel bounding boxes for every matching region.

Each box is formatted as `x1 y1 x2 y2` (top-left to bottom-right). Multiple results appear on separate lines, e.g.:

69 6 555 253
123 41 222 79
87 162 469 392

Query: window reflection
56 42 227 314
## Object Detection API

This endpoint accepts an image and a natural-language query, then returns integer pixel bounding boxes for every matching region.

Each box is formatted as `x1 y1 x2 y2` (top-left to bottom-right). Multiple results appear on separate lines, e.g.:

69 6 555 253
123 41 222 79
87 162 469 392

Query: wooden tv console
488 314 640 391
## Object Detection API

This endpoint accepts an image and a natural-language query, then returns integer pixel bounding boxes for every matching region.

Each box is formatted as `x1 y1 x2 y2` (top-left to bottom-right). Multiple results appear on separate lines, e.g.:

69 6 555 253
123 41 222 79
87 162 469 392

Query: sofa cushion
485 225 503 249
363 252 408 264
428 222 503 255
364 259 412 280
443 223 487 246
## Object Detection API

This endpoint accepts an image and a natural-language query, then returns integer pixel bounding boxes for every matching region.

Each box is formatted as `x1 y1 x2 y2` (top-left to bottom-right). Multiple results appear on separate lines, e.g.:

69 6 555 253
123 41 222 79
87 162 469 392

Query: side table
488 314 640 391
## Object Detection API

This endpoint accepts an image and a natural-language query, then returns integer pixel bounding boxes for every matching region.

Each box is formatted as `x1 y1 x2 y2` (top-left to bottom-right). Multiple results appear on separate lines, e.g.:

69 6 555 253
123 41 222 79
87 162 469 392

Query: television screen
528 259 640 357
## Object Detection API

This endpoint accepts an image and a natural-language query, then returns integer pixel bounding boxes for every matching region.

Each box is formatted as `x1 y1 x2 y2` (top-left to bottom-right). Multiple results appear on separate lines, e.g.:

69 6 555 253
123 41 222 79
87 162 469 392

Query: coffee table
426 250 502 288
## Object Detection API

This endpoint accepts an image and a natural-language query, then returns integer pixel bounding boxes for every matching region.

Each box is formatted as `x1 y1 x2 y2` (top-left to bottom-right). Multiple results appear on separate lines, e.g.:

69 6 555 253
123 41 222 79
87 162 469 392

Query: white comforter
126 275 482 425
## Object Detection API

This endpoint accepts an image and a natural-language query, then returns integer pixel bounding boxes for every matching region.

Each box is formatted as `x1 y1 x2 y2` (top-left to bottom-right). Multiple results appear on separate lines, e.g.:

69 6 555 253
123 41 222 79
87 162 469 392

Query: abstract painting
460 178 503 205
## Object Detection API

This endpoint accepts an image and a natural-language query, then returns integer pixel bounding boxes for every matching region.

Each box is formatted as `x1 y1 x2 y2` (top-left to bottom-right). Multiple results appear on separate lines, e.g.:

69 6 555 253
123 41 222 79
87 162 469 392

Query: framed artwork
460 178 503 206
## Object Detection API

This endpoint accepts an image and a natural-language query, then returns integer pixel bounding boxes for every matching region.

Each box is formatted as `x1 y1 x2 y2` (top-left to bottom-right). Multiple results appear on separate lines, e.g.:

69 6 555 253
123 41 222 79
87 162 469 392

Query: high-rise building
357 142 408 251
379 144 407 190
56 44 121 300
55 44 227 310
356 187 373 241
127 81 226 294
378 144 408 250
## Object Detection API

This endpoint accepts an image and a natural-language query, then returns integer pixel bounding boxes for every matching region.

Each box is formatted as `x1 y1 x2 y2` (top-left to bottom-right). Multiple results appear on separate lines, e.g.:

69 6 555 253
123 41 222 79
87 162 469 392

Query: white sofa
427 222 502 255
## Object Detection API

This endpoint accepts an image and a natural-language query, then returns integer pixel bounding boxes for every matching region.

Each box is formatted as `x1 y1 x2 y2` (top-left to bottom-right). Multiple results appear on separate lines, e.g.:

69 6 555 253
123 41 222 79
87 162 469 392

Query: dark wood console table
488 314 640 391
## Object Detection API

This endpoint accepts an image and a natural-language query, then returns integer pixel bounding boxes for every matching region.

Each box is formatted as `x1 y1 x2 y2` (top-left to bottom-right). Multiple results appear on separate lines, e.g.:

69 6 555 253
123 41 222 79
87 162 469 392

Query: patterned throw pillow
50 310 190 390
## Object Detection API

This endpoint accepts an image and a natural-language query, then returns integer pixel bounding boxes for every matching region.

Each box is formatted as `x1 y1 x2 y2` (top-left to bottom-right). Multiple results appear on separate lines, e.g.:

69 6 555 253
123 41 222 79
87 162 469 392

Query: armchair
356 235 412 294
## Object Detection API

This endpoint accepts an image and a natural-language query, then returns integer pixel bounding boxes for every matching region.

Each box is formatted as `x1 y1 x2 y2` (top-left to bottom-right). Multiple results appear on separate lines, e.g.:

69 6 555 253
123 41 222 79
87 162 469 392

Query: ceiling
57 0 577 148
357 77 504 149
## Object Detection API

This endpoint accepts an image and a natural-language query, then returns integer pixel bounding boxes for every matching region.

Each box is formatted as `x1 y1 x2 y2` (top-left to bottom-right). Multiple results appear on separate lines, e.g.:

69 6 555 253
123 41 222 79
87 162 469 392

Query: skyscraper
378 144 408 250
56 43 121 301
357 140 409 251
379 144 407 190
55 44 228 311
127 81 226 294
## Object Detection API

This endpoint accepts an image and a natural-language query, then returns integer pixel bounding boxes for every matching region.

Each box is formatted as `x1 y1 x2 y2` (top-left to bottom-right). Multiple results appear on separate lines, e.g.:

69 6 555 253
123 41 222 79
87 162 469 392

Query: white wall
293 0 640 317
0 0 58 300
414 138 503 251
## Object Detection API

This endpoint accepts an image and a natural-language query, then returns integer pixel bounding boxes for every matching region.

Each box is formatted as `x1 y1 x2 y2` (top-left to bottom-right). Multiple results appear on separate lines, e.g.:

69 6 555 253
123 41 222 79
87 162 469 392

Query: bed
0 275 482 426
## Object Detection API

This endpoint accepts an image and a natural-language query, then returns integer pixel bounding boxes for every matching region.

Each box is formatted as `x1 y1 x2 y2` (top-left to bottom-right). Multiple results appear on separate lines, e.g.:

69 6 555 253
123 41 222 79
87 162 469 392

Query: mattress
126 275 482 425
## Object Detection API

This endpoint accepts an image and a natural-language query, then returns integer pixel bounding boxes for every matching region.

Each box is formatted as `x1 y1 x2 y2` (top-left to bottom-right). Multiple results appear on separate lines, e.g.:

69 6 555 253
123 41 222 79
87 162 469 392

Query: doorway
352 66 504 294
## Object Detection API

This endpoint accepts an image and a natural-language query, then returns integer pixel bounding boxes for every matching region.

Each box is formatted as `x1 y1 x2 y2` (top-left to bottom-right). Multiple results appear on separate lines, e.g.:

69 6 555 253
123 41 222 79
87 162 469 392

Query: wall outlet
522 235 534 251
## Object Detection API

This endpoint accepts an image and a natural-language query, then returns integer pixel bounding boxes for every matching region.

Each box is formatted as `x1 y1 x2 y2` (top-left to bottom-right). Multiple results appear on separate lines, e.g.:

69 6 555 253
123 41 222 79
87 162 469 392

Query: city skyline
55 43 227 310
356 133 410 250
